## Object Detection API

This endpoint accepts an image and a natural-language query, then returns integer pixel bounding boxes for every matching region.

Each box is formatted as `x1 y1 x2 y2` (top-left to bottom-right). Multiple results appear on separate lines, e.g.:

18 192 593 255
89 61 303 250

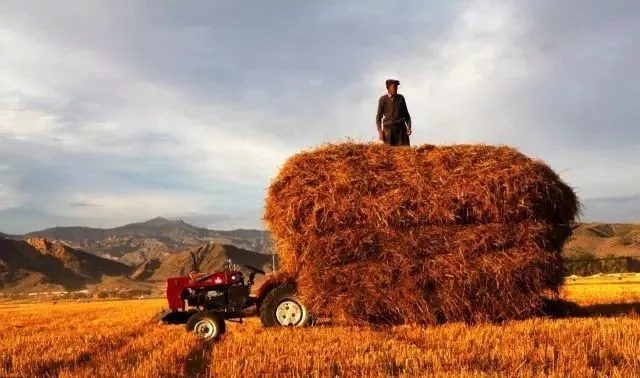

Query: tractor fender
254 275 297 312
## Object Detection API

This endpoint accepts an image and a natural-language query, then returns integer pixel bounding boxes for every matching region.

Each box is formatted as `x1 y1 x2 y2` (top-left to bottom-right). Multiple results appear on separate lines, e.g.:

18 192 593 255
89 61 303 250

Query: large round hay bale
263 142 580 325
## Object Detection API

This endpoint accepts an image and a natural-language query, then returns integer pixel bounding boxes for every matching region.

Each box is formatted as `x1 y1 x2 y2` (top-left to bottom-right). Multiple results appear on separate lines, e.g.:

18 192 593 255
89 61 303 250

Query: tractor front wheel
260 284 313 327
186 311 226 342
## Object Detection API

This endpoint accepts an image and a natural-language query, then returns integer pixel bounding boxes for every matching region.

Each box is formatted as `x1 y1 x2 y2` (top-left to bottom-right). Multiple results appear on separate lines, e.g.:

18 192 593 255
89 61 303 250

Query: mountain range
564 222 640 257
131 242 274 282
20 216 274 266
0 236 134 292
1 217 639 295
0 217 278 295
0 236 275 294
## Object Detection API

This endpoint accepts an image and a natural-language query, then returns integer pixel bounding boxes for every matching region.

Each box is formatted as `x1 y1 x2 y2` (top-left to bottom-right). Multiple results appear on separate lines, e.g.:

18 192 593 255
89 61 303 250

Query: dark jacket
375 93 411 129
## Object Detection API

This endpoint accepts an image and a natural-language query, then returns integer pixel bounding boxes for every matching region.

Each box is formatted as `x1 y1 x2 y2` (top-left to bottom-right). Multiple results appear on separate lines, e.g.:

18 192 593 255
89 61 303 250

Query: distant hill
0 236 133 292
0 234 273 294
132 242 276 282
0 232 18 240
21 217 274 265
564 223 640 257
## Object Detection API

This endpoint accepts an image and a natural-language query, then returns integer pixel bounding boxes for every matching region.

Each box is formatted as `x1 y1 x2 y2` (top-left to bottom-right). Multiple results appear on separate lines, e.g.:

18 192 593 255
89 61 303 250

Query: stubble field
1 275 640 378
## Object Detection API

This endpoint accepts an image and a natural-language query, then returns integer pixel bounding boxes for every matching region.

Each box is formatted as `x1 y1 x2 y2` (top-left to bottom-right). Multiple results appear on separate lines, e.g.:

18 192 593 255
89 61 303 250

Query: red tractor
158 262 314 341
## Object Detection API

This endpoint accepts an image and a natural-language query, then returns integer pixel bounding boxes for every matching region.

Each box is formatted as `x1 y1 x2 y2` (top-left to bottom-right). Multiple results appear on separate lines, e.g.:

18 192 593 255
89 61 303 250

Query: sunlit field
1 275 639 378
561 273 640 305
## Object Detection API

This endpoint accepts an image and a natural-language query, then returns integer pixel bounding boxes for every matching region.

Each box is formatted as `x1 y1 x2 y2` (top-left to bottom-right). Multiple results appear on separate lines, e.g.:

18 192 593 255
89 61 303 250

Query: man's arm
375 96 384 131
400 95 411 128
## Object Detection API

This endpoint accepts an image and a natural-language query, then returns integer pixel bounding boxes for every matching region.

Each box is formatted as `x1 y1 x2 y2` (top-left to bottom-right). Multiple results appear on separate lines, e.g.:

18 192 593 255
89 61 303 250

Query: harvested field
1 278 639 377
263 142 580 325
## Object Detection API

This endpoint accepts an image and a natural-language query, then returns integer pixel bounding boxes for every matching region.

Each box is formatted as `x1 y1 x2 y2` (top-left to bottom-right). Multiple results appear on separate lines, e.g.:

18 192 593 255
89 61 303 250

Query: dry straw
263 142 580 325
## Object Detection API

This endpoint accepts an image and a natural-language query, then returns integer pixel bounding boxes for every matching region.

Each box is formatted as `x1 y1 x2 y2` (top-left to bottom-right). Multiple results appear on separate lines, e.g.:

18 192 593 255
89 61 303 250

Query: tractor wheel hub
194 319 216 339
276 300 303 326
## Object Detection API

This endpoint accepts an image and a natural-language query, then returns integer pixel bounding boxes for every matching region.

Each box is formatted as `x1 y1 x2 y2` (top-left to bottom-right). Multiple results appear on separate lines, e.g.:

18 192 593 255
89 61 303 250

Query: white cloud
0 26 297 189
0 166 27 210
58 191 208 220
0 24 301 226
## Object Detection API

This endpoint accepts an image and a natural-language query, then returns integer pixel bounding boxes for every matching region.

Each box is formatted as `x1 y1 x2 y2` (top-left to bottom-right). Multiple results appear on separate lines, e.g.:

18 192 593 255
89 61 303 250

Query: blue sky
0 0 638 233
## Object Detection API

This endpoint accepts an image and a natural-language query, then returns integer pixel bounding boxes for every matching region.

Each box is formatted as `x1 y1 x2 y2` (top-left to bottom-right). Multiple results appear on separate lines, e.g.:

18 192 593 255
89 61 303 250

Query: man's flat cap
385 79 400 86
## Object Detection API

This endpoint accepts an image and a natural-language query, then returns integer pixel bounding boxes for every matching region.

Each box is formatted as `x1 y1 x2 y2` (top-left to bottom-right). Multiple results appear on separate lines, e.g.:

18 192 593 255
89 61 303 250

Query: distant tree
600 254 630 273
563 249 636 275
564 249 599 276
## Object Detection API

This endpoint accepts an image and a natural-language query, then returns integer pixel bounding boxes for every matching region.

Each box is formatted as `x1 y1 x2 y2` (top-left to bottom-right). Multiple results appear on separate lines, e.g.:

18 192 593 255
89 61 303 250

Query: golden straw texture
263 142 580 325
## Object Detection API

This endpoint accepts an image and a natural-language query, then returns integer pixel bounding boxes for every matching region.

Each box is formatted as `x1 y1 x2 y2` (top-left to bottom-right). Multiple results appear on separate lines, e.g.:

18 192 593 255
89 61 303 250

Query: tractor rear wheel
185 311 226 342
260 284 313 327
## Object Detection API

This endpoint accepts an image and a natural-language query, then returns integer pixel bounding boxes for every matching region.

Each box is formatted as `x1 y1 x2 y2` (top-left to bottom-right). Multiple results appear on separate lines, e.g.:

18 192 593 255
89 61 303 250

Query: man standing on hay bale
375 78 412 146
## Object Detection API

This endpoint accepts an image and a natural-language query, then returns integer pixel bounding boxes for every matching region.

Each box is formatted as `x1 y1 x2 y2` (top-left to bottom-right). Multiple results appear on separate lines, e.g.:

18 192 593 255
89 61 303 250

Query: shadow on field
26 352 93 378
185 342 214 378
543 299 640 319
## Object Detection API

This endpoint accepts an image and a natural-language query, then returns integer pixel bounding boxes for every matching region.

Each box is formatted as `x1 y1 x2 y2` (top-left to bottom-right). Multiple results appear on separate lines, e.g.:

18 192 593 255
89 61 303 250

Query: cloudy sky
0 0 638 233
